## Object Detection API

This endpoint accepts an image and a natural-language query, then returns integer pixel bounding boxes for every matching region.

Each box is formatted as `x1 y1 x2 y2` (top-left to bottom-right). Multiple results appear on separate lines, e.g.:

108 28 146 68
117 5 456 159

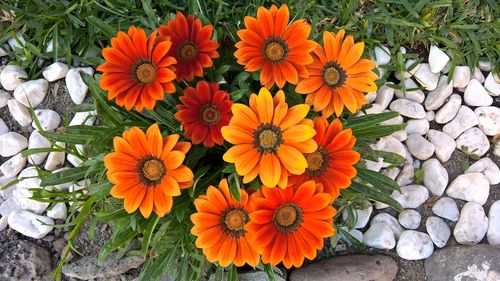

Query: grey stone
0 239 52 281
432 197 459 222
239 271 285 281
62 254 144 280
396 230 434 260
426 216 450 248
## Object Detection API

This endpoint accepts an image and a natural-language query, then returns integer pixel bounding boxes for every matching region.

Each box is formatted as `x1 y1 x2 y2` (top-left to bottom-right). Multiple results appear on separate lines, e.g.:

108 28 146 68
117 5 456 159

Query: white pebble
396 164 414 187
478 60 492 71
13 79 49 108
484 72 500 96
389 99 426 119
375 83 395 109
374 45 391 66
7 99 32 127
0 176 16 199
426 111 435 121
363 222 396 249
454 202 488 244
27 130 51 165
0 132 27 157
8 210 54 239
446 173 490 205
0 215 7 231
455 127 490 157
422 159 448 196
0 117 8 135
69 111 96 126
429 45 450 73
413 63 440 91
405 119 429 135
405 134 435 160
44 142 66 171
472 67 485 83
396 230 434 260
0 65 28 91
42 62 69 82
464 79 493 106
398 209 421 229
487 201 500 245
0 153 26 178
394 78 425 103
47 202 67 220
474 106 500 136
0 89 10 108
442 106 478 139
365 92 377 103
33 109 61 131
432 197 459 222
382 167 400 180
452 66 471 88
66 67 94 104
435 94 461 124
342 203 372 229
0 198 20 217
391 185 429 209
371 213 403 239
12 187 49 215
373 136 406 167
424 75 453 111
465 158 500 185
425 216 450 248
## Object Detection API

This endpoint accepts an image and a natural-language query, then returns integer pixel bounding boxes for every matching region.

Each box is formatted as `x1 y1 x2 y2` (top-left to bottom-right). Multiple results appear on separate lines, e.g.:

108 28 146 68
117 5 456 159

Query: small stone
0 176 16 199
405 134 435 160
391 185 429 209
406 59 421 75
339 227 364 242
0 45 7 57
454 202 488 244
7 99 32 127
452 66 471 88
33 109 61 131
442 106 478 139
0 197 20 216
424 75 453 110
446 173 489 205
426 129 455 162
456 127 490 158
396 164 414 187
27 130 51 165
69 111 96 126
42 62 69 82
17 166 41 189
405 119 429 135
8 210 54 239
375 83 395 109
44 142 66 171
394 78 425 103
432 197 459 222
365 92 377 103
0 117 8 135
473 67 485 83
0 153 26 178
363 222 396 249
0 65 28 91
435 94 461 124
51 168 72 191
0 132 28 157
13 187 49 215
66 67 94 104
62 254 144 280
426 111 435 121
413 159 421 169
342 203 372 229
398 209 421 229
0 215 7 231
389 99 426 119
374 45 391 66
7 33 26 50
371 213 403 239
241 271 285 281
0 239 53 280
422 159 448 196
474 106 500 136
429 45 450 73
373 136 406 167
478 60 492 71
414 63 440 91
47 202 67 220
0 89 10 108
13 79 49 108
382 167 400 180
426 216 450 248
465 158 500 185
487 201 500 245
484 72 500 96
464 79 493 106
396 230 434 260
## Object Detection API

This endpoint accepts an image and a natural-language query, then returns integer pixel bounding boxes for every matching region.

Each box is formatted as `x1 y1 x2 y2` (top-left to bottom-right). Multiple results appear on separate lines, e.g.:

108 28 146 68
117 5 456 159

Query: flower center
273 203 303 232
263 38 288 63
178 41 198 62
253 123 283 154
199 104 221 126
322 62 347 88
134 62 157 84
221 207 249 238
306 148 329 178
137 157 166 186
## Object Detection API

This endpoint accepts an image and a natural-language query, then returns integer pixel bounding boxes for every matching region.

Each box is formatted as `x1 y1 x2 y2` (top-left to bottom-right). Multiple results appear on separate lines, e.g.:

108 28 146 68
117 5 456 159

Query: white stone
340 227 364 242
17 167 41 189
69 111 96 126
47 202 67 220
484 72 500 96
42 62 69 82
452 66 471 88
33 109 61 131
424 75 453 111
374 45 391 66
389 99 426 119
7 210 54 239
472 67 485 83
398 209 421 229
391 185 429 209
414 63 440 91
0 45 7 57
342 204 372 229
51 168 72 191
66 67 94 104
478 60 492 71
446 173 490 205
429 45 450 73
12 187 49 215
405 119 429 135
454 202 488 244
67 154 83 167
442 106 478 139
13 79 49 108
0 89 10 108
435 94 461 124
426 111 435 122
0 176 16 199
396 230 434 260
27 130 51 165
465 158 500 185
371 213 403 239
375 83 395 109
0 117 8 135
0 197 20 216
413 159 421 169
422 159 448 196
0 65 28 91
0 132 28 157
394 78 425 103
427 130 456 163
396 164 414 187
0 215 7 231
7 33 26 50
373 136 406 167
7 99 32 127
363 222 396 250
475 106 500 136
425 217 450 248
464 79 493 106
432 197 459 222
382 167 400 180
0 153 26 178
365 92 377 103
406 59 421 75
488 201 500 245
44 142 66 171
456 127 490 158
405 134 435 160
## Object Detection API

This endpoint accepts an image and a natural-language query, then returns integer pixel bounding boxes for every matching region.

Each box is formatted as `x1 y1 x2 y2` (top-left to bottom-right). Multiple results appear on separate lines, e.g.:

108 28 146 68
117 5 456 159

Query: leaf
263 264 276 281
414 168 425 184
373 150 405 165
337 227 366 251
343 112 400 130
356 167 401 192
98 227 139 264
228 173 241 202
141 215 161 256
86 16 118 38
349 181 403 212
40 166 93 187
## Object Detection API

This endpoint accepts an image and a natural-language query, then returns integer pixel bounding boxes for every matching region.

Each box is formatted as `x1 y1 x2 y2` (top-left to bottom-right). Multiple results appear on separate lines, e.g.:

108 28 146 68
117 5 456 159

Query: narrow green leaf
87 16 118 38
141 215 161 256
349 181 403 211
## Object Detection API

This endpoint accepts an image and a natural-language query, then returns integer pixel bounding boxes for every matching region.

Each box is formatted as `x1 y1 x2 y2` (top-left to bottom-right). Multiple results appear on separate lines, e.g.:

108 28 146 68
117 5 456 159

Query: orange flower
190 179 260 267
221 88 317 189
289 117 360 201
103 124 193 218
234 4 317 89
246 181 336 268
296 30 377 117
175 81 232 148
159 12 219 82
97 26 177 112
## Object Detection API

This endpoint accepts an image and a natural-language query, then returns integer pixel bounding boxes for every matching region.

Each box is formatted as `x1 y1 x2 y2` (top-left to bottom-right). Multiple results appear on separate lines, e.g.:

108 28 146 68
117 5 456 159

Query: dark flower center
178 41 198 62
253 123 283 154
273 203 303 232
263 38 288 63
322 62 347 88
133 62 157 84
199 104 221 126
221 207 249 237
137 157 166 186
305 147 330 177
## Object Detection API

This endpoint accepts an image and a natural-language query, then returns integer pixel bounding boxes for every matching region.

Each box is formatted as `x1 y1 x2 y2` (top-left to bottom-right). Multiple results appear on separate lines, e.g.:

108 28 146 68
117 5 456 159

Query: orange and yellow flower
222 88 317 189
296 30 377 117
246 181 336 268
191 179 260 267
97 26 177 112
234 4 317 89
159 12 219 82
289 117 360 201
175 81 232 148
103 124 193 218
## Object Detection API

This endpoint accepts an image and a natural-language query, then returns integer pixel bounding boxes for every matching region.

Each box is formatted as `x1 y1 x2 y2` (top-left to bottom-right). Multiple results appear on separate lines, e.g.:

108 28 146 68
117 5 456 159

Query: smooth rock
0 89 10 108
405 119 429 135
484 72 500 96
13 187 49 215
0 65 28 91
0 45 7 57
422 158 448 196
396 164 414 187
27 130 51 165
47 202 67 220
363 222 396 250
426 129 456 162
44 142 66 171
0 132 27 157
365 92 377 103
66 67 94 104
456 127 490 157
382 167 400 180
17 166 41 189
371 213 403 239
406 59 421 75
389 99 426 119
62 254 144 280
405 134 435 160
375 83 395 109
0 215 7 231
342 204 373 229
33 109 61 131
8 210 54 239
452 66 471 88
13 79 49 107
426 110 435 121
394 78 425 103
240 271 285 281
432 197 459 222
487 201 500 245
429 45 450 73
414 63 439 90
426 216 450 248
465 158 500 185
474 106 500 136
396 230 434 260
0 153 26 178
424 75 453 110
339 228 364 242
7 99 32 127
454 202 488 244
0 176 16 199
435 94 461 124
442 106 478 139
7 33 26 50
391 185 429 209
473 67 485 83
374 45 391 66
478 60 492 71
51 168 72 191
0 117 8 135
69 111 96 126
373 136 406 167
0 239 52 281
464 79 493 106
398 209 421 229
0 198 20 217
42 62 69 82
446 173 489 205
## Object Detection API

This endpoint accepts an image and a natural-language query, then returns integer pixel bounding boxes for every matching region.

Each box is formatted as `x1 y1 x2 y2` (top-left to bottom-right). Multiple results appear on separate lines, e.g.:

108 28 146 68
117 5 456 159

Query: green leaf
352 124 407 139
337 227 366 251
343 112 400 130
414 168 424 184
86 16 118 38
40 166 93 187
349 181 403 212
373 150 405 165
357 167 401 192
98 227 139 264
228 173 241 202
263 264 276 281
141 215 161 256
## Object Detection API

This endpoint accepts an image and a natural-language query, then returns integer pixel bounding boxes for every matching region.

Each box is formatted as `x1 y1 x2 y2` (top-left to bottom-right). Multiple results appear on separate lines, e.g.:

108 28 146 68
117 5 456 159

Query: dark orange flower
103 124 193 218
191 179 260 267
289 117 360 201
175 81 232 148
296 30 377 117
234 4 317 89
97 26 177 112
222 88 317 189
246 181 336 268
159 12 219 82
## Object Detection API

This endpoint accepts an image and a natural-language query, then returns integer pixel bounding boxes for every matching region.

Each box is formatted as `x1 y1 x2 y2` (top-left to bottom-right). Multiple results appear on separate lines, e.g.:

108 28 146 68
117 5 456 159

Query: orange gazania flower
97 26 177 112
234 4 317 89
221 88 317 189
289 117 360 201
159 12 219 82
296 30 377 117
175 81 232 148
190 179 260 267
103 124 194 218
246 181 336 268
